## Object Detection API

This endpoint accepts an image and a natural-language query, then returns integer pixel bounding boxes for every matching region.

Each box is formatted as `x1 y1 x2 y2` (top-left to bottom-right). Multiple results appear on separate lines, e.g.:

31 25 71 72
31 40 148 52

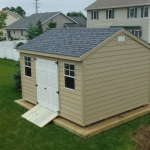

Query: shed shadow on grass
133 125 150 150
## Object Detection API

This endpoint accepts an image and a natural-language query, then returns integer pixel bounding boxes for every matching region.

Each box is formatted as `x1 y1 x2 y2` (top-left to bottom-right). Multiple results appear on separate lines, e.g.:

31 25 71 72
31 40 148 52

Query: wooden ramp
22 105 58 127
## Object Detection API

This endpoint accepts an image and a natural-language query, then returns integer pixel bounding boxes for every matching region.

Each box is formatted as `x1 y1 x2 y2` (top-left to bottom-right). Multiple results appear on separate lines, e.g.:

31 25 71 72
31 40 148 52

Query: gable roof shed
17 28 150 127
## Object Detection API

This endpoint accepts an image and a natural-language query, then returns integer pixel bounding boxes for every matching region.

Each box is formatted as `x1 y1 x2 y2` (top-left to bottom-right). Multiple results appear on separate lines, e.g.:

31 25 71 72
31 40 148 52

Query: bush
15 42 24 48
12 60 21 91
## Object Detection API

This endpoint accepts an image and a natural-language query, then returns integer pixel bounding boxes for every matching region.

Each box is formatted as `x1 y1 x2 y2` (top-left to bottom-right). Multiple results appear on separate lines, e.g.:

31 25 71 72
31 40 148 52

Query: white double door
36 58 59 112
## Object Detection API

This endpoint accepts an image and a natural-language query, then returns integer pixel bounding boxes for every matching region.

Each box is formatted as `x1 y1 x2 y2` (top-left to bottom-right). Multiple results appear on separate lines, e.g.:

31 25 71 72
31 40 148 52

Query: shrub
12 60 21 91
15 42 24 48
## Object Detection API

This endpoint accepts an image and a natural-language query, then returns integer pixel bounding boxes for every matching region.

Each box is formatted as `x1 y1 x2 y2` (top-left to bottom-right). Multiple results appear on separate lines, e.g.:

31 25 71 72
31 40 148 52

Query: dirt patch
133 125 150 150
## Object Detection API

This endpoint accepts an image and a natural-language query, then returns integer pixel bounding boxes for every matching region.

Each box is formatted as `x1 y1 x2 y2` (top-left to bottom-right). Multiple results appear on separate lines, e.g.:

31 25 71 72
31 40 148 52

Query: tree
46 19 57 30
0 12 8 36
67 11 87 20
15 6 26 17
25 22 38 40
36 20 43 35
2 6 26 17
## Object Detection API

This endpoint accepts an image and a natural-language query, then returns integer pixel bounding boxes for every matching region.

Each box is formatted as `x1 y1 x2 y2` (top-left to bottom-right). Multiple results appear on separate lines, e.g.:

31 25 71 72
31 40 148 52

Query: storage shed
17 28 150 127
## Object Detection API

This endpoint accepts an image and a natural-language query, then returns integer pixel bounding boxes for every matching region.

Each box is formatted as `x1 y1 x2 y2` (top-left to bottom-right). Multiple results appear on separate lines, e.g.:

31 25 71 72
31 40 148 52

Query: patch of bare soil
133 125 150 150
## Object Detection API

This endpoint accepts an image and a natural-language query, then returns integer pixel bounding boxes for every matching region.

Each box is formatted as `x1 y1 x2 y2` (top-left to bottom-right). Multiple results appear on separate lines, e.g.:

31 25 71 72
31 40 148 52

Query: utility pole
33 0 40 14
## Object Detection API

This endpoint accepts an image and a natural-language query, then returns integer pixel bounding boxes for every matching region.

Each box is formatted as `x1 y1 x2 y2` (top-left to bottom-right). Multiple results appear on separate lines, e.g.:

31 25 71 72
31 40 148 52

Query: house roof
0 10 22 18
5 12 64 30
18 28 121 57
85 0 150 10
64 23 85 28
70 17 87 27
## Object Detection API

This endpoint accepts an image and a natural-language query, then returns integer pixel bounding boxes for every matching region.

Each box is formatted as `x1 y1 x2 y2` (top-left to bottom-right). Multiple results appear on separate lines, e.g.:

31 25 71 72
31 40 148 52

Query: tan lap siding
84 35 150 126
20 53 37 104
59 60 82 125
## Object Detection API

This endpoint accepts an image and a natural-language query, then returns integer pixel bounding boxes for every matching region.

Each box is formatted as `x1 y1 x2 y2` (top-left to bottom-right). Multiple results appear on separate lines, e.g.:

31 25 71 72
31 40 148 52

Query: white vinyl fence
0 40 27 61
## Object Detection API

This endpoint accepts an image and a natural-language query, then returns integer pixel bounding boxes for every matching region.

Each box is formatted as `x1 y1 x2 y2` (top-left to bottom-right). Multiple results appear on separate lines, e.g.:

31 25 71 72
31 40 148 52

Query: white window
143 6 148 17
92 10 98 19
134 30 140 37
108 9 113 19
64 63 75 90
24 56 32 77
129 8 135 18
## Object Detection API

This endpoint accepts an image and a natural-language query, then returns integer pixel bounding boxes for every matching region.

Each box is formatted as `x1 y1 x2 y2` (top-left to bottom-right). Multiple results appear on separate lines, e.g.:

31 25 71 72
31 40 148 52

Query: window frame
64 63 75 91
93 10 98 20
143 6 149 17
134 30 140 37
24 56 32 78
108 9 113 19
129 8 135 18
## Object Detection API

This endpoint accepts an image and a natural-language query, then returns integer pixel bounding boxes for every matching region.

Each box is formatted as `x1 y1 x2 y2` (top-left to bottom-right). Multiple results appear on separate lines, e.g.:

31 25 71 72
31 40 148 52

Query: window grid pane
109 10 112 18
130 8 135 18
64 63 75 90
24 56 32 77
144 7 148 17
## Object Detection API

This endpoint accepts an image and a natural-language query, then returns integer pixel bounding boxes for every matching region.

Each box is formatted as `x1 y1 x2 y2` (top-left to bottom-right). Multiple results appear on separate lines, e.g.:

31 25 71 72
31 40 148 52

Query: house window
64 63 75 90
14 31 15 34
129 8 135 18
92 10 98 19
24 56 32 77
21 31 23 36
108 9 113 19
132 30 142 37
143 6 148 17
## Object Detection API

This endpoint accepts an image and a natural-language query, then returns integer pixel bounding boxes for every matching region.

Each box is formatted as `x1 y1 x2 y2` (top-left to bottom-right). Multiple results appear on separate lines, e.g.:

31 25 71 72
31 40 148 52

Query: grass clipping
133 125 150 150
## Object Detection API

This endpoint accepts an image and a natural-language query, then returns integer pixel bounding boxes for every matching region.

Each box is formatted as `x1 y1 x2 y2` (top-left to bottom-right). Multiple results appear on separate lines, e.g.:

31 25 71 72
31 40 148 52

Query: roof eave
17 49 82 61
85 3 150 11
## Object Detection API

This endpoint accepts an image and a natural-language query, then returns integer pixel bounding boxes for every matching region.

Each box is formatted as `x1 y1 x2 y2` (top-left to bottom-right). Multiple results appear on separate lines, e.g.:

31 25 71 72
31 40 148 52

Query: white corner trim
148 6 150 43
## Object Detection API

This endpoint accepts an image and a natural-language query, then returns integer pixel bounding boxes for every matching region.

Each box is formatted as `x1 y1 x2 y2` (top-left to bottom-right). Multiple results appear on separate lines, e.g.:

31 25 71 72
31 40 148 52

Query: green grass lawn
1 58 150 150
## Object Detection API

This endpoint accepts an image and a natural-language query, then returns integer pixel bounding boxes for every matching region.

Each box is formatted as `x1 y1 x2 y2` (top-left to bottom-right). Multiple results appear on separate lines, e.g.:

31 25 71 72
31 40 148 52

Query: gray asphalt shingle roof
18 28 121 57
5 12 59 29
65 23 84 28
70 17 87 27
85 0 150 10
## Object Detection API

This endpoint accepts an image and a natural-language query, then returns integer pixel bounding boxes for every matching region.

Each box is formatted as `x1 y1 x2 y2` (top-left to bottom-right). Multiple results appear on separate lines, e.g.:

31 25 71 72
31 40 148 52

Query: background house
17 28 150 127
0 10 22 38
85 0 150 43
64 16 87 28
5 12 86 40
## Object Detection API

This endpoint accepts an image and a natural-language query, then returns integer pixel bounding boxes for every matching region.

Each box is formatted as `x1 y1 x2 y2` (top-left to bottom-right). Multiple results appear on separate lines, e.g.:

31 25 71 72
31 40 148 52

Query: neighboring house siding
20 53 83 125
42 13 75 30
87 7 149 42
2 12 21 37
9 30 26 39
83 34 150 125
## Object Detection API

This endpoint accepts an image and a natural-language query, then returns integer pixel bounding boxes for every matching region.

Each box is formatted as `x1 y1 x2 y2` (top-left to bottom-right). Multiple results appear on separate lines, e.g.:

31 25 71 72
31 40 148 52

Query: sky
0 0 95 16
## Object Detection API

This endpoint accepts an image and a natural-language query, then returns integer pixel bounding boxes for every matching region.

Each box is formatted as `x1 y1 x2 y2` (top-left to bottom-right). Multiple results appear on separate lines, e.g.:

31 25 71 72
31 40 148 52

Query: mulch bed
133 125 150 150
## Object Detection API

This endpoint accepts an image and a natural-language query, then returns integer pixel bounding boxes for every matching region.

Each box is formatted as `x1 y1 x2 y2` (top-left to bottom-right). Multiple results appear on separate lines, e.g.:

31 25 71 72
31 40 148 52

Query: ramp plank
22 105 58 127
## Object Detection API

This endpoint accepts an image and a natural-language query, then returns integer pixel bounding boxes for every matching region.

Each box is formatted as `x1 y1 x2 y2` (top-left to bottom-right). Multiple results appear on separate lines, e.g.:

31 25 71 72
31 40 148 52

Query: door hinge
57 111 60 114
34 58 37 60
36 84 38 87
55 61 58 65
56 91 59 94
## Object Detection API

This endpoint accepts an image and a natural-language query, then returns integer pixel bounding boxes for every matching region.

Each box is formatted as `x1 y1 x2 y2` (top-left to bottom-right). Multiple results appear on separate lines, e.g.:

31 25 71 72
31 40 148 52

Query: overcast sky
0 0 95 16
